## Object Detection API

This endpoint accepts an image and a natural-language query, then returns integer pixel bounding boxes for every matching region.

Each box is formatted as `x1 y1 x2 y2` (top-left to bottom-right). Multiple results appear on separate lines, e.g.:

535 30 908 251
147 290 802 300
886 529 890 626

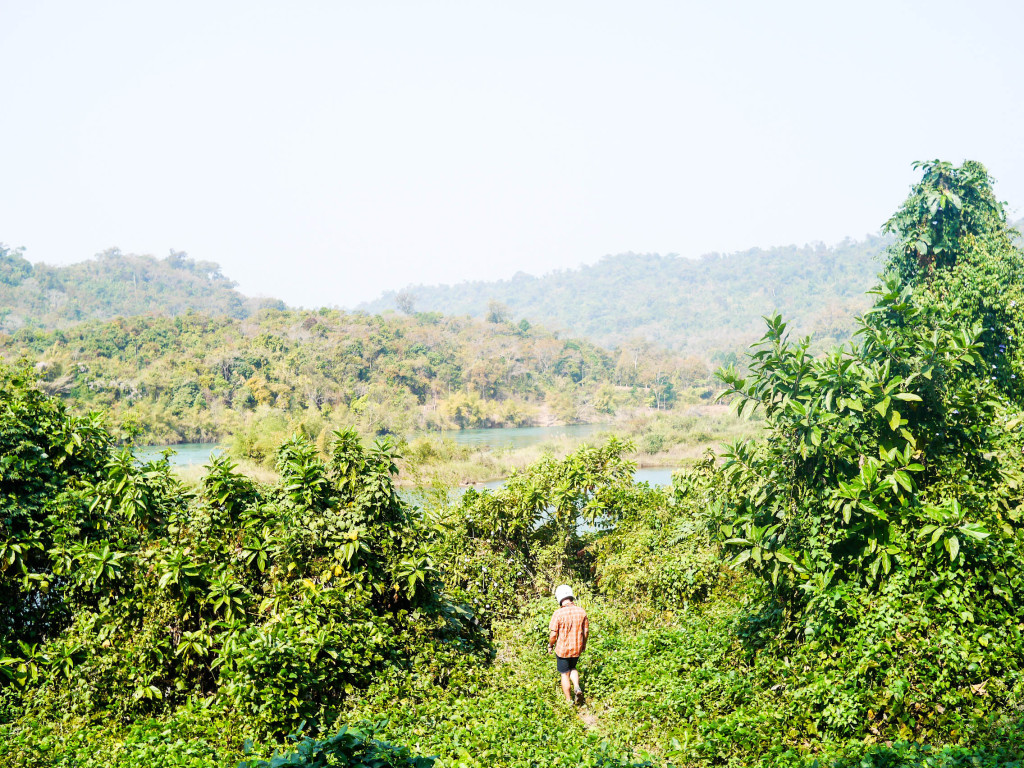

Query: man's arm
580 616 589 653
548 614 559 654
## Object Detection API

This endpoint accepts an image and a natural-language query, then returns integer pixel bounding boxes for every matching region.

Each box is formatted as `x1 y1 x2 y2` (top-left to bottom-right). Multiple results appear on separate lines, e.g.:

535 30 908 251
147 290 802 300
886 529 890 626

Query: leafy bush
238 725 434 768
711 160 1024 740
436 437 640 622
0 370 483 740
591 452 723 609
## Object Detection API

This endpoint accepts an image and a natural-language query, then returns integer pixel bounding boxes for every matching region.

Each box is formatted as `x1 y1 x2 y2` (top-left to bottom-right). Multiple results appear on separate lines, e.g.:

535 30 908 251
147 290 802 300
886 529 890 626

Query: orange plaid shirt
549 602 589 658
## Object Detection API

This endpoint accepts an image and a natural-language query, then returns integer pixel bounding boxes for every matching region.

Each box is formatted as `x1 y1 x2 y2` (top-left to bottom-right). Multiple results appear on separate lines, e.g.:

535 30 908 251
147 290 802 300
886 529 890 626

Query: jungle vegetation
2 160 1024 768
0 307 708 450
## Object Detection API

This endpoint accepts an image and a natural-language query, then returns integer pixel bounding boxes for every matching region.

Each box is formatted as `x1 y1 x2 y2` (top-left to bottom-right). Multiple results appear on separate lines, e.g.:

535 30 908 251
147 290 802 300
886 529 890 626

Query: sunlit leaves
0 388 452 733
714 159 1024 627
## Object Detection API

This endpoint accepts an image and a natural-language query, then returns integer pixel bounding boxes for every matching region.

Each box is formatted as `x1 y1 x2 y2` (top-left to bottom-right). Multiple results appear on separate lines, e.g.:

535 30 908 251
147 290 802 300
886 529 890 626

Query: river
134 442 226 466
135 425 678 487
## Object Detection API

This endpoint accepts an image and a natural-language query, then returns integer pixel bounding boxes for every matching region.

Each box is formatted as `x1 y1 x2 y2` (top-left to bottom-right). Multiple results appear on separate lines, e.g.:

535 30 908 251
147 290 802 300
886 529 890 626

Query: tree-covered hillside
364 237 888 359
0 246 282 332
0 308 705 447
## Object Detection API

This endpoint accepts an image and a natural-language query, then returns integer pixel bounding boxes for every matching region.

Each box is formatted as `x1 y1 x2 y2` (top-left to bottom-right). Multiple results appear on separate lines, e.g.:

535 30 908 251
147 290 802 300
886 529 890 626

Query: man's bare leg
569 669 581 694
560 672 573 702
569 669 584 704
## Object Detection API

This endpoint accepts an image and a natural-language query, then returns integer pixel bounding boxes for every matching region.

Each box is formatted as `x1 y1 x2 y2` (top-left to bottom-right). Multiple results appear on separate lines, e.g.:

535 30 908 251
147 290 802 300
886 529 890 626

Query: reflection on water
401 465 678 536
400 466 677 508
137 424 613 469
140 434 677 538
633 467 676 486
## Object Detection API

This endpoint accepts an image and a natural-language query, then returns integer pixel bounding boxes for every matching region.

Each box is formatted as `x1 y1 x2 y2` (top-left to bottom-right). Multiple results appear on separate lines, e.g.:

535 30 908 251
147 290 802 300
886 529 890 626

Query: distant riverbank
136 408 759 491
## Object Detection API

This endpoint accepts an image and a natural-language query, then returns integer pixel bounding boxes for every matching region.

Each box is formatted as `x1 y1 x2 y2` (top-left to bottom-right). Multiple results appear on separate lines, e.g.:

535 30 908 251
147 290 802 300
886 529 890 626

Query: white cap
555 584 574 605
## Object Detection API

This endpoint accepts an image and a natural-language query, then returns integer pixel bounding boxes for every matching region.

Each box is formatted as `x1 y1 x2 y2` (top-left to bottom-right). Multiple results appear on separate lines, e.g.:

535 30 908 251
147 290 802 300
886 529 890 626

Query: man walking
548 584 588 706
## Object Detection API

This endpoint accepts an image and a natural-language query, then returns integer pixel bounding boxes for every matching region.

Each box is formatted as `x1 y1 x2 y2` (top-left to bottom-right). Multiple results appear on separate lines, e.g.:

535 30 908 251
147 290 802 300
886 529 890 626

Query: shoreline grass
153 405 763 491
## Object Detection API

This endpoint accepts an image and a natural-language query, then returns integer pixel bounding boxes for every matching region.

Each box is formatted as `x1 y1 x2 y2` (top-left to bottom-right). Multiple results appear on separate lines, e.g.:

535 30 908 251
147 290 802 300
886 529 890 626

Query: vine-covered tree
716 160 1024 736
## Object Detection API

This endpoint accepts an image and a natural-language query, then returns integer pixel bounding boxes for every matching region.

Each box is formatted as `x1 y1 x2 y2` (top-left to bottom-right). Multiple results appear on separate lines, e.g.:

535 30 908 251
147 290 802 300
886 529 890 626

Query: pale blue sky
1 1 1022 307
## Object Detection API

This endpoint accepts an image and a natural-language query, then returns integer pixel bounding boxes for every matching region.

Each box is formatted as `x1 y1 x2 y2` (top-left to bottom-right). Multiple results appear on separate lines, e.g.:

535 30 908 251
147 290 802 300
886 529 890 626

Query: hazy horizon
10 229 892 310
3 1 1023 308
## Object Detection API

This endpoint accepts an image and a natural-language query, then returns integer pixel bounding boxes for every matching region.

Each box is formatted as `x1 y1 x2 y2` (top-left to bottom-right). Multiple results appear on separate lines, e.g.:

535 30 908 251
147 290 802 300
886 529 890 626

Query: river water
135 425 678 488
134 442 226 466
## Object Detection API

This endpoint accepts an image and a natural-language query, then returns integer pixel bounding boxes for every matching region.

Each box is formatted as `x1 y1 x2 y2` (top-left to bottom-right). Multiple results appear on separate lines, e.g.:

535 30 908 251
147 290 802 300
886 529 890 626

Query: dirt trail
577 707 599 729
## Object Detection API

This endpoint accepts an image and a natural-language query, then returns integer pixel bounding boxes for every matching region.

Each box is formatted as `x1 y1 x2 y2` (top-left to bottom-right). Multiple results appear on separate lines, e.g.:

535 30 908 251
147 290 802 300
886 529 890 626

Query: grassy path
493 633 601 727
341 614 639 768
486 613 653 762
340 599 682 766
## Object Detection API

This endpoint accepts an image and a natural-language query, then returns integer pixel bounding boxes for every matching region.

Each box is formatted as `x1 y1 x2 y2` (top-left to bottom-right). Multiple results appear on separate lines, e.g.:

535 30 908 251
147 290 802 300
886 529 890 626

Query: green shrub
238 725 434 768
639 432 665 454
714 160 1024 741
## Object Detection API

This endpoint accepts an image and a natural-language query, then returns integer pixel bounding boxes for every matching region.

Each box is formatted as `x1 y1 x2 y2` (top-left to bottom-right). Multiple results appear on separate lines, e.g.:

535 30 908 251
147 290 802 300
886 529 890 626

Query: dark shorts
556 655 579 674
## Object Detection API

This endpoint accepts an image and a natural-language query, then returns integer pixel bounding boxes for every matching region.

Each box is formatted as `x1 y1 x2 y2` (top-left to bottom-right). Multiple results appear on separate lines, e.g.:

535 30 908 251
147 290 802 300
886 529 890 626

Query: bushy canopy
715 160 1024 736
0 370 478 736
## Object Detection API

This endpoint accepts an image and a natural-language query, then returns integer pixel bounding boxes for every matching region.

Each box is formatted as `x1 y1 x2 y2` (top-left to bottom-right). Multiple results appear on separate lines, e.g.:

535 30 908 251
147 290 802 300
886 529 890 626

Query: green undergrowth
0 707 231 767
334 591 1024 768
3 590 1024 766
336 602 657 767
531 596 1024 767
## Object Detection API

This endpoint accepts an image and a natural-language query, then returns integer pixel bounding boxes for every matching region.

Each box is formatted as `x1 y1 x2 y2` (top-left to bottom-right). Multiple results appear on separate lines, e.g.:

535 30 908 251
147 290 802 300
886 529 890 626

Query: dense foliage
364 238 886 360
434 436 649 625
0 308 705 446
0 246 278 332
0 360 486 738
0 360 498 755
714 159 1024 740
4 161 1024 768
0 361 659 766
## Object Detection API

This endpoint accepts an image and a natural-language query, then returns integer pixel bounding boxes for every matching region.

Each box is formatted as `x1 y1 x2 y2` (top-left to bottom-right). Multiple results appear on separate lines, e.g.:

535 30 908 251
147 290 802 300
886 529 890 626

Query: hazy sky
2 1 1023 308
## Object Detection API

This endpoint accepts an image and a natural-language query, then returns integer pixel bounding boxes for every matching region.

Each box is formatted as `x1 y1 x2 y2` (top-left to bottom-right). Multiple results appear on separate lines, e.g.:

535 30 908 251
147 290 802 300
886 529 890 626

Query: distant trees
395 290 416 315
0 248 263 333
486 300 510 324
363 238 889 360
0 306 698 445
0 244 32 286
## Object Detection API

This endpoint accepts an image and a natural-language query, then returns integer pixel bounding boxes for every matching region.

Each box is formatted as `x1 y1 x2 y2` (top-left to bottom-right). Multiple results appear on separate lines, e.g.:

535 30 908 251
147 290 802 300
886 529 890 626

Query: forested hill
0 307 696 446
364 236 888 359
0 245 284 332
3 236 890 360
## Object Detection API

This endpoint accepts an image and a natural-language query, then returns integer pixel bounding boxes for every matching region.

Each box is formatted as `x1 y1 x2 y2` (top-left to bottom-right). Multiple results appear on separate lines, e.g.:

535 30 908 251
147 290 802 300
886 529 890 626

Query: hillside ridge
0 308 700 446
361 236 890 359
0 245 284 332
